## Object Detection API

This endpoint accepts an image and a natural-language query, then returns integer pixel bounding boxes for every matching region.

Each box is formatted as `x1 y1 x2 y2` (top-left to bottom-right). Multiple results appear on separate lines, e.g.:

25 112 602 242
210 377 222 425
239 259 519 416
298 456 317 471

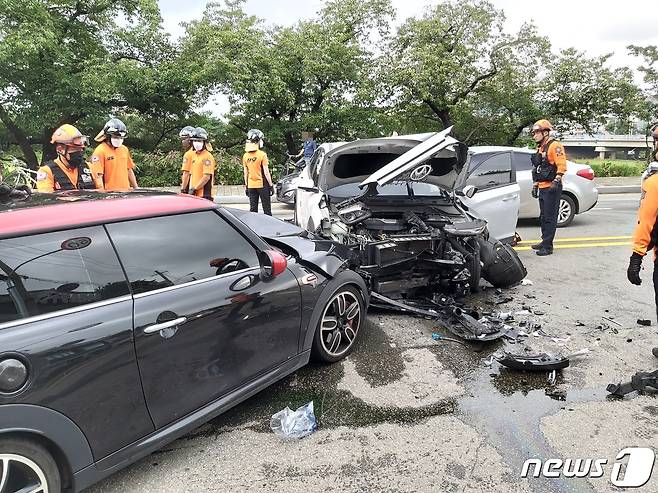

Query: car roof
0 190 217 238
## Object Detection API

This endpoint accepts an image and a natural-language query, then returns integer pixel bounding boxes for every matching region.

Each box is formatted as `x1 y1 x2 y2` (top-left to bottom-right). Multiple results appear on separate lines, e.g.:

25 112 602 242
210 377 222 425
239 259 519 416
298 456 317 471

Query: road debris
270 401 318 439
521 279 534 286
606 370 658 397
602 316 622 327
637 319 652 327
497 352 570 372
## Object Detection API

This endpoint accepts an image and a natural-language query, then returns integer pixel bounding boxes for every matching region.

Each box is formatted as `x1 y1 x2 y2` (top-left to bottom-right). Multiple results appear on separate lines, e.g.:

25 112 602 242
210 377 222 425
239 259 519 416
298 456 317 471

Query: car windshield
328 182 452 199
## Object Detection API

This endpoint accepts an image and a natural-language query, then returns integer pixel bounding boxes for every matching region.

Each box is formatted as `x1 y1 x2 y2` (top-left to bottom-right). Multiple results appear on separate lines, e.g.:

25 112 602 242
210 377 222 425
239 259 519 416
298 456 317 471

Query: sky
156 0 658 117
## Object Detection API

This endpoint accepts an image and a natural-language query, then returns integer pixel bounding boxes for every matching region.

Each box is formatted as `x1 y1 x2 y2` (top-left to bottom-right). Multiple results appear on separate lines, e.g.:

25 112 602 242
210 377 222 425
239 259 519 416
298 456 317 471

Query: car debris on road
607 369 658 397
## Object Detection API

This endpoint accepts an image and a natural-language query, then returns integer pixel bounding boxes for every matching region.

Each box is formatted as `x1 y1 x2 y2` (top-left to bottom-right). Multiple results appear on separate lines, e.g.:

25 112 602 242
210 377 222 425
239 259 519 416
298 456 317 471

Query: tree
0 0 197 168
628 44 658 126
182 0 395 162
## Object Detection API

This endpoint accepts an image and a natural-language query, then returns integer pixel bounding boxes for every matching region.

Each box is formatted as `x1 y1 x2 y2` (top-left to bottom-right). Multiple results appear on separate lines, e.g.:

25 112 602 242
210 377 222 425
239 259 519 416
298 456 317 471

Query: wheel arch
562 189 579 214
302 270 369 352
0 404 94 476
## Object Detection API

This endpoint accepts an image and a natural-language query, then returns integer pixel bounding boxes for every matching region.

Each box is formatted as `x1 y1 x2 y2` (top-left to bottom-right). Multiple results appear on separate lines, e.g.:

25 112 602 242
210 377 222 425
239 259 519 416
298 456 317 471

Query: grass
574 158 646 178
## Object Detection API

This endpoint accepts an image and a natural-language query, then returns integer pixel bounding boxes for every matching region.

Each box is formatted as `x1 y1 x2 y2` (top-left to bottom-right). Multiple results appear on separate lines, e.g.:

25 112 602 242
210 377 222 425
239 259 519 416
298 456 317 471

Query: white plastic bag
270 401 318 439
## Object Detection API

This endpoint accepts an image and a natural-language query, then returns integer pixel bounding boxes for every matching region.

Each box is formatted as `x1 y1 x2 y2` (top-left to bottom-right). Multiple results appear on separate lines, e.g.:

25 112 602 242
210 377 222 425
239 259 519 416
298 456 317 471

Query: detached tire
480 239 527 288
557 194 576 228
0 437 61 493
312 285 365 363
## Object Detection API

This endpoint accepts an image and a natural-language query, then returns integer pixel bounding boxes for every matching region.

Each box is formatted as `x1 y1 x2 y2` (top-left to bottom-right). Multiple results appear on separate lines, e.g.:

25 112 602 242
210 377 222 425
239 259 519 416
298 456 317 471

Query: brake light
576 168 594 180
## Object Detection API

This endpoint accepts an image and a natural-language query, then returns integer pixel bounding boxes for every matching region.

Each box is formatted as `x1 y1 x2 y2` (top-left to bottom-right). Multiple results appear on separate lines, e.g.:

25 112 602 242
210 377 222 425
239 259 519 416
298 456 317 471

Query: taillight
576 168 594 180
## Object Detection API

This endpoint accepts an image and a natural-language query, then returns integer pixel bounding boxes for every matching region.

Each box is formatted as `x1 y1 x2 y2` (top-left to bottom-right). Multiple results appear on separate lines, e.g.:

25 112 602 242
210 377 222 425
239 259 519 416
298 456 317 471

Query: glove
627 252 643 285
531 185 539 199
269 185 274 196
245 187 249 196
550 179 562 191
180 187 188 194
188 188 196 195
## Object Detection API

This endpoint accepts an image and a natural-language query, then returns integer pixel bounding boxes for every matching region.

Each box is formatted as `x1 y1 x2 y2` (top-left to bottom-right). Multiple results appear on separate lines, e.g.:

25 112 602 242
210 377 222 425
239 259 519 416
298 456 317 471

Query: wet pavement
89 195 658 492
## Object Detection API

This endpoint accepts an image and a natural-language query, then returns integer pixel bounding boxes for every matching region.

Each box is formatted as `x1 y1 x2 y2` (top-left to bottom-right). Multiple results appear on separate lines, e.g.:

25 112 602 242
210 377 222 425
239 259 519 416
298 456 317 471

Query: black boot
536 248 553 256
531 243 543 250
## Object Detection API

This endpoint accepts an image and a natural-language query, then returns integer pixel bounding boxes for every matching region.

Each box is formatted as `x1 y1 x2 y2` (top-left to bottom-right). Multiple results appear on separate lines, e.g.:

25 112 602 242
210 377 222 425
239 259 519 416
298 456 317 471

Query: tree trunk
284 131 296 155
422 99 452 129
41 125 58 163
0 105 39 170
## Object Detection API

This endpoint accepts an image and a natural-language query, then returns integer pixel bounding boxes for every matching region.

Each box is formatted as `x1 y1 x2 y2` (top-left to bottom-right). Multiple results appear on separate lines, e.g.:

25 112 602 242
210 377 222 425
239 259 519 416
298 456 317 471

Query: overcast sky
157 0 658 117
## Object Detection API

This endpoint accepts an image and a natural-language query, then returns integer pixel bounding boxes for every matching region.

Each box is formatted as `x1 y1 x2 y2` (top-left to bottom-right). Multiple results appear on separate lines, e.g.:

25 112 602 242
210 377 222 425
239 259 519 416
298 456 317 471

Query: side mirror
257 249 288 281
456 185 478 198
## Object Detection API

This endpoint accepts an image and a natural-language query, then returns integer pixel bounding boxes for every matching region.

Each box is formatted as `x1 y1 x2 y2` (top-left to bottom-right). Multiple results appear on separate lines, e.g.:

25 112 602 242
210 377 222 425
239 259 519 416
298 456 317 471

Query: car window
467 152 512 189
512 151 533 172
0 226 130 325
106 211 260 295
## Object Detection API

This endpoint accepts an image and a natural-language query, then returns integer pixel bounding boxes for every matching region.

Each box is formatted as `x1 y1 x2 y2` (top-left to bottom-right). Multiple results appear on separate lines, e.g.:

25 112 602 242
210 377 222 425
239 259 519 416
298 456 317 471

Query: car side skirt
72 351 310 492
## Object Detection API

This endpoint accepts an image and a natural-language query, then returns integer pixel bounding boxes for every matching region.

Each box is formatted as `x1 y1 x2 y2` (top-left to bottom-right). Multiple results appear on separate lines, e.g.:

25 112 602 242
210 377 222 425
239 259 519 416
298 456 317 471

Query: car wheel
557 194 575 227
0 437 61 493
312 285 364 363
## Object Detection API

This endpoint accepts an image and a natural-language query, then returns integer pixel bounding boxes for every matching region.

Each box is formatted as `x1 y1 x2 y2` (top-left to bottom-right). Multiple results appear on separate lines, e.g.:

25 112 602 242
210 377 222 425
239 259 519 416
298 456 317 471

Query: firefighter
628 142 658 323
91 118 138 191
179 125 196 152
179 126 196 193
243 129 274 216
529 119 567 256
36 124 99 192
180 127 215 200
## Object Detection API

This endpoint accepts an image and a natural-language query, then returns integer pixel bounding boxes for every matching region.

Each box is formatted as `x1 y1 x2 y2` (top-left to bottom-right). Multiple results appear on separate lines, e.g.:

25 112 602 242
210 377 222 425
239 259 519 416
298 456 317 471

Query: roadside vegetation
1 0 656 185
574 159 646 178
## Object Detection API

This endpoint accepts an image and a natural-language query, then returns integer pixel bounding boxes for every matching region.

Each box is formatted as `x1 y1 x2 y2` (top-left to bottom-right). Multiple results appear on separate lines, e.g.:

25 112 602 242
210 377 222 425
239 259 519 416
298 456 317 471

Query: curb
597 186 641 194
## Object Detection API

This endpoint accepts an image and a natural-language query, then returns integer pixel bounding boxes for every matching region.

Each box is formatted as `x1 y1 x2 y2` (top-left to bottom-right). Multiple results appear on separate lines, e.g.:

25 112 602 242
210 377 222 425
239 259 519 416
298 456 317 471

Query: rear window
0 226 130 325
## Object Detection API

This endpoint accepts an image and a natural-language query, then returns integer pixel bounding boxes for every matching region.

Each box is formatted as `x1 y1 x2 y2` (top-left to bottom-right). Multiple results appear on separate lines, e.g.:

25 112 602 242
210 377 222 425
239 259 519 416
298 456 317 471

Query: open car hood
359 127 461 188
319 128 467 195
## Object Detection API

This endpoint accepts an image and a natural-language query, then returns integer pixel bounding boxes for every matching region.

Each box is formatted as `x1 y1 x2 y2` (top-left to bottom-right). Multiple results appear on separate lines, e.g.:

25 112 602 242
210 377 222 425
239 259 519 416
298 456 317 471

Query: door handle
502 195 516 202
144 317 187 334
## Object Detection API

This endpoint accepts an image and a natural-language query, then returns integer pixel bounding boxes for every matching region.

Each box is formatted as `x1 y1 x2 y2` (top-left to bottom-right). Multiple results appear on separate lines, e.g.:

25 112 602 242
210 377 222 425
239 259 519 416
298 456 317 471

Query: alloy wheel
0 454 49 493
558 198 572 224
320 290 362 358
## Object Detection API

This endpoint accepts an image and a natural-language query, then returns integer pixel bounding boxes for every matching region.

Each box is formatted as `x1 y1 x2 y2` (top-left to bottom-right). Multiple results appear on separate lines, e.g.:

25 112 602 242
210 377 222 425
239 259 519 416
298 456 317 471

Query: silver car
466 146 598 227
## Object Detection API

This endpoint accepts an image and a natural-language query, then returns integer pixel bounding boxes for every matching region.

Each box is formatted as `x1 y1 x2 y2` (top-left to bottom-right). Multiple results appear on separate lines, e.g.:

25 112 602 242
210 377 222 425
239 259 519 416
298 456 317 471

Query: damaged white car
294 128 527 301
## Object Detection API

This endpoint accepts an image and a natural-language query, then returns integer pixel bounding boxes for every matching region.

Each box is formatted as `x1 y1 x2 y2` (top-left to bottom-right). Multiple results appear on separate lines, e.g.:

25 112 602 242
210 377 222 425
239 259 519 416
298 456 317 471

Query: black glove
627 252 643 285
180 187 188 194
245 187 249 196
269 185 274 196
531 185 539 199
550 179 562 191
188 188 196 195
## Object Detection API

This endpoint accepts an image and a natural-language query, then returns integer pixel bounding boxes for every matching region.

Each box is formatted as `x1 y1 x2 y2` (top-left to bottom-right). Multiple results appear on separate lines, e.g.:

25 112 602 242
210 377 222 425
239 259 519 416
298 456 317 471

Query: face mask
259 139 264 148
66 151 84 168
111 137 124 148
192 141 204 151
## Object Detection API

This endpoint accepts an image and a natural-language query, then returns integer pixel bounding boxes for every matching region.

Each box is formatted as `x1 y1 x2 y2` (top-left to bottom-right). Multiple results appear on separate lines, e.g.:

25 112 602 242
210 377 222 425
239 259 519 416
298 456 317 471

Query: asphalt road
89 194 658 493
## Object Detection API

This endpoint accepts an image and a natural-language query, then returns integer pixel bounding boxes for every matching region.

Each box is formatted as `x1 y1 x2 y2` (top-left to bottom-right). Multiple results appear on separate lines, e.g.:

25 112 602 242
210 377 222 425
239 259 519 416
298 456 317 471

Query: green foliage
576 159 645 177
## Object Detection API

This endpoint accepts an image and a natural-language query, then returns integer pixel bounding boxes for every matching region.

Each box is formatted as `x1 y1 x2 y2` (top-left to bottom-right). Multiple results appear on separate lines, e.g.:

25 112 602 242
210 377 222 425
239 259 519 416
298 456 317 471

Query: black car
0 191 368 493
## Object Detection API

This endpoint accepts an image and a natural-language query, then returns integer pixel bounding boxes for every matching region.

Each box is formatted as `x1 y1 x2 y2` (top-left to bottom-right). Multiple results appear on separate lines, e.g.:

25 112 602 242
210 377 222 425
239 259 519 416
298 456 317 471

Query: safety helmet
531 119 553 133
247 129 264 143
179 126 195 139
51 124 88 147
94 118 127 142
191 127 208 141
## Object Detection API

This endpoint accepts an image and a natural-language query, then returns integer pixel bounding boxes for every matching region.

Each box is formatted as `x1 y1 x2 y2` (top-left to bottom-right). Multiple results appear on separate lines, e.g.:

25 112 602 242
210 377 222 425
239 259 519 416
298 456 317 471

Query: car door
296 148 326 231
512 150 540 218
0 226 154 459
461 151 520 242
106 210 302 428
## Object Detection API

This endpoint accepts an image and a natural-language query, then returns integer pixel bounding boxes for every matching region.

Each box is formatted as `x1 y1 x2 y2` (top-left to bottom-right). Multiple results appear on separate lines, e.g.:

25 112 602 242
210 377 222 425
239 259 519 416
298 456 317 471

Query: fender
302 269 369 351
0 403 94 473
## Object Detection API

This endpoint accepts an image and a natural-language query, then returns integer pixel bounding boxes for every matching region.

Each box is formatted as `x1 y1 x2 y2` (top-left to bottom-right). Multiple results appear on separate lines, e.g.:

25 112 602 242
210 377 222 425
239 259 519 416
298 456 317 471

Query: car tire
557 194 576 228
312 285 365 363
0 437 61 493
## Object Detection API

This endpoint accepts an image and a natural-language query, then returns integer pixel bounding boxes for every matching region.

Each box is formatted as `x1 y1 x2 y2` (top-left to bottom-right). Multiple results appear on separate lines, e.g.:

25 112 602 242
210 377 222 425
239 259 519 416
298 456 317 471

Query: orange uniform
536 140 567 189
36 158 97 192
632 173 658 258
243 150 269 188
181 149 215 198
90 141 135 191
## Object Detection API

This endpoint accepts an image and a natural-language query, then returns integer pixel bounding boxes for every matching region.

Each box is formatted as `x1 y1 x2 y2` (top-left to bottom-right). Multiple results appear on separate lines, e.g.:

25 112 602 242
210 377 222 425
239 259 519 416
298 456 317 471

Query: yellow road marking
517 235 632 244
515 241 630 251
